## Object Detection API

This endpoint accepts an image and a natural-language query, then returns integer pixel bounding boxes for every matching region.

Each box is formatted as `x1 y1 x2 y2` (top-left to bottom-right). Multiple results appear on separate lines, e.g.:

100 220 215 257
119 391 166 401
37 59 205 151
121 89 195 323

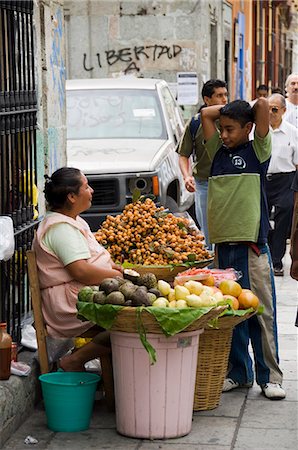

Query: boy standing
201 98 285 400
177 79 228 248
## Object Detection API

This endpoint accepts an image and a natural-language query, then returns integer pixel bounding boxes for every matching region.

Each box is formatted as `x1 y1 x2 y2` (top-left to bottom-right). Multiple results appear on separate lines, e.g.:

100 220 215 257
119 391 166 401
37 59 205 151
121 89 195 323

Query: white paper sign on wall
177 72 199 106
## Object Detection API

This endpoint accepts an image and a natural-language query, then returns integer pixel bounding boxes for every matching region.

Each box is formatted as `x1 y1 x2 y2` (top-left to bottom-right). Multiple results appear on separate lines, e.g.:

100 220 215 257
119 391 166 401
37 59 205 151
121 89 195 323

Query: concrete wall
64 0 232 113
34 0 67 215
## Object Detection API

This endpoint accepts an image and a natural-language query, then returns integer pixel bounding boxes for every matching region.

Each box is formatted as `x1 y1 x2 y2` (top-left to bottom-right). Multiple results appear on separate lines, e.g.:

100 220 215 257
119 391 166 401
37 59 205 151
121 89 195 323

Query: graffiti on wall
83 44 182 74
50 8 66 112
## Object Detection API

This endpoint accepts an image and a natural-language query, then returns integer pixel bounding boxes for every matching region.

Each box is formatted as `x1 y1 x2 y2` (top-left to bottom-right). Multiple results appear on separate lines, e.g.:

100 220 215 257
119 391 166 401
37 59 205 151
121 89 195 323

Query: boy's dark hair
220 100 254 127
257 84 268 92
44 167 82 210
201 79 227 99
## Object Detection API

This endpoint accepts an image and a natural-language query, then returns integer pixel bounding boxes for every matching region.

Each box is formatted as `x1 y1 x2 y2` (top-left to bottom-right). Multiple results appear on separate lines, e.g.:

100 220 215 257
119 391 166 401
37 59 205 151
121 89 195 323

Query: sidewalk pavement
3 246 298 450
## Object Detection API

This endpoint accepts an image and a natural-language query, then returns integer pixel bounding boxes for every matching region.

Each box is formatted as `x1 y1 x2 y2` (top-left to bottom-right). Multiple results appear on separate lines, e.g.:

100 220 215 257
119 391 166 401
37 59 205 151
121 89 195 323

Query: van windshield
66 88 167 140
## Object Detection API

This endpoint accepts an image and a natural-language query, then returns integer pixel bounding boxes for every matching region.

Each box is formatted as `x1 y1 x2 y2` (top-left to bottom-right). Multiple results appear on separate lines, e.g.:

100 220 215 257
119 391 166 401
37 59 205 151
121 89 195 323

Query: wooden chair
26 250 115 411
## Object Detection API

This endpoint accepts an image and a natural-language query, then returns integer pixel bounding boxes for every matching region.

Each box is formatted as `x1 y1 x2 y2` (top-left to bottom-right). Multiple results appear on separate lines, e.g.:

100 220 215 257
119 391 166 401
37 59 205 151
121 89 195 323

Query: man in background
265 93 298 276
177 79 228 248
283 73 298 128
271 87 284 95
256 84 268 98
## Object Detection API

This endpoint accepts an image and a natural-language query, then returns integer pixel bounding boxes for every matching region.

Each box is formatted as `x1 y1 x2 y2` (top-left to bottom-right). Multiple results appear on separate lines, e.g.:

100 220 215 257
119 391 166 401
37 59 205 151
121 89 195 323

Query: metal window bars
0 0 38 342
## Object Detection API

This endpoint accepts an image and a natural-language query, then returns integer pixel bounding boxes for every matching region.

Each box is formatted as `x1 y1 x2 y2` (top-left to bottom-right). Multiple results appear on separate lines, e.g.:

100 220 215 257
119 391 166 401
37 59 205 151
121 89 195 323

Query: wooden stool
26 250 115 411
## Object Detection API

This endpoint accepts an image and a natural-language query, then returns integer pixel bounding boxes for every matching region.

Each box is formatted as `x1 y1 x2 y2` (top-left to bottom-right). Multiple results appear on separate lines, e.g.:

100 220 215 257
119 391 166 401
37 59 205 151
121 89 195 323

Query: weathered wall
34 0 67 214
64 0 232 112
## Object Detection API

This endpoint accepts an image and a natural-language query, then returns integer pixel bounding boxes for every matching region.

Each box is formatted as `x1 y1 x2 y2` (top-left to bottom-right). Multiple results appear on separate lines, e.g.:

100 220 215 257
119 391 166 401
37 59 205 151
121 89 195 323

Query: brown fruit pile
95 199 211 265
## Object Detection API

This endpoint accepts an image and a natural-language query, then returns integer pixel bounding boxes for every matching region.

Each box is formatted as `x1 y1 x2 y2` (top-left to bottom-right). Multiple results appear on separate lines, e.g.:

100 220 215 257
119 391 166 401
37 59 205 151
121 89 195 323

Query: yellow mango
157 280 171 296
176 299 188 309
174 285 190 300
168 300 177 308
184 280 204 295
168 288 176 302
152 297 169 308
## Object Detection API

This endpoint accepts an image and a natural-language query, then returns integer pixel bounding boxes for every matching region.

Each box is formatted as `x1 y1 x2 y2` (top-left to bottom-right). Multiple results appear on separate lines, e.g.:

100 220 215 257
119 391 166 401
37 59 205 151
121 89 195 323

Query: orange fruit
238 289 259 310
223 294 239 310
202 275 215 286
219 279 242 297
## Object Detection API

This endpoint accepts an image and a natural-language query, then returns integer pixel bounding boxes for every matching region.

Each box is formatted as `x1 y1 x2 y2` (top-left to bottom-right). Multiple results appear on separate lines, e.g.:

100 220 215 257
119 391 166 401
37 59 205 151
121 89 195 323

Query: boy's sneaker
222 378 253 392
261 383 286 400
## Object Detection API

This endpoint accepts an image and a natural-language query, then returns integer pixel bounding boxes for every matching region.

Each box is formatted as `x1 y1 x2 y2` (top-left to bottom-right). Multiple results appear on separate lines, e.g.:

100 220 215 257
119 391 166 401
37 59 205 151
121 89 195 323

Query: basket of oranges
192 279 259 411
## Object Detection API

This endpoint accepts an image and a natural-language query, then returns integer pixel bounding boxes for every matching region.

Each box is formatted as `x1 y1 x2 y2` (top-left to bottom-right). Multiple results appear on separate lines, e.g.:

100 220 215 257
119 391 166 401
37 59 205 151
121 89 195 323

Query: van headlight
128 176 159 196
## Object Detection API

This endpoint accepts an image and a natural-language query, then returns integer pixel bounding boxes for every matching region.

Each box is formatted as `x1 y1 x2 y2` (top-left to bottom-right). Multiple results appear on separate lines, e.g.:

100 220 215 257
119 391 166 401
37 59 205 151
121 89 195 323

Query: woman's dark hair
220 100 254 127
44 167 83 210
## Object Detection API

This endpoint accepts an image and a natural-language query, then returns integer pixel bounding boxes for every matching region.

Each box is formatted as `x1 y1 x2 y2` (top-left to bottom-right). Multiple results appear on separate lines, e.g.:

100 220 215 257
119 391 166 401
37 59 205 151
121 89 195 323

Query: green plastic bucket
39 372 100 432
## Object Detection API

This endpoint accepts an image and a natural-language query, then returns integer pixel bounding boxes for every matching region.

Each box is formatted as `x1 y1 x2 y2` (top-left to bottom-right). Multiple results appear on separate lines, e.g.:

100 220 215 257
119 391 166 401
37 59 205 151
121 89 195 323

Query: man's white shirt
284 99 298 128
268 119 298 174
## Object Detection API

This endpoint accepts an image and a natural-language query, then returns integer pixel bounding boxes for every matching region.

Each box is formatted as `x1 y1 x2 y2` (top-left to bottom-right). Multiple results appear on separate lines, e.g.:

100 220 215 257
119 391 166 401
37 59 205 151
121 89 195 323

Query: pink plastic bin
110 329 203 439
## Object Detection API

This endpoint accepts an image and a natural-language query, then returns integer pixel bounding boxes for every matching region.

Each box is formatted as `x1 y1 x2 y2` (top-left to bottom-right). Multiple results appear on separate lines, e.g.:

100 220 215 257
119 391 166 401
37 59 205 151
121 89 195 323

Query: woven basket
110 305 226 334
193 312 255 411
127 259 213 282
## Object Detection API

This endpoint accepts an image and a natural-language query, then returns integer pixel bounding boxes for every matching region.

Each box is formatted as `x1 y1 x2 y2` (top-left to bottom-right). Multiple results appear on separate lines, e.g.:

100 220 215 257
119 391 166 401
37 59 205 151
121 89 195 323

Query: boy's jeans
195 179 212 250
216 243 283 386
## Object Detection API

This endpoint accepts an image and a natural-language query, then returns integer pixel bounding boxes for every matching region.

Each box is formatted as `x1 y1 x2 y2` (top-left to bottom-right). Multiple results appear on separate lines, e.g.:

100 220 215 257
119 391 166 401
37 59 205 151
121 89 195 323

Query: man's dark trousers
265 171 295 269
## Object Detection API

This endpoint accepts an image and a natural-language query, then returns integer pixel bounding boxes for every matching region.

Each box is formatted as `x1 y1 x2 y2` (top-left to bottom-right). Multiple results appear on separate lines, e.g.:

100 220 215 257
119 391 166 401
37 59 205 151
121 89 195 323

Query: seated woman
33 167 123 372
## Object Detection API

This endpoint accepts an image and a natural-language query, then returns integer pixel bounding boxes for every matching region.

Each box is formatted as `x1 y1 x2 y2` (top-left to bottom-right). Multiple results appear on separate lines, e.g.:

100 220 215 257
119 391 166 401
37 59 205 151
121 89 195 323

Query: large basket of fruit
77 270 227 337
190 279 259 411
109 304 226 334
95 199 213 282
193 312 256 412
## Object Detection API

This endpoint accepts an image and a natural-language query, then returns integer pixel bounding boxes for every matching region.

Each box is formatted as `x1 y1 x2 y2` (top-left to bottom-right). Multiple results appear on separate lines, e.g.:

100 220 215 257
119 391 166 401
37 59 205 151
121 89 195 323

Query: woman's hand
111 261 124 274
66 259 123 285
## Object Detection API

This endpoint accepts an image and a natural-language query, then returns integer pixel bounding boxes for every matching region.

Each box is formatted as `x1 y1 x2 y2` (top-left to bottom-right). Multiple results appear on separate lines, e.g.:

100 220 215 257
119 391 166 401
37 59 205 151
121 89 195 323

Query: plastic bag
21 324 38 350
46 336 75 364
24 435 38 444
0 216 15 261
175 267 242 286
21 323 74 364
85 358 101 373
173 211 200 234
11 361 31 376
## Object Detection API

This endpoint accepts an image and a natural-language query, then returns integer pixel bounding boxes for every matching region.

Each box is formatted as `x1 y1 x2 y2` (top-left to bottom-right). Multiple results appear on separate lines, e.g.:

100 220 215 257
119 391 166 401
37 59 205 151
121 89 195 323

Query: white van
66 78 194 230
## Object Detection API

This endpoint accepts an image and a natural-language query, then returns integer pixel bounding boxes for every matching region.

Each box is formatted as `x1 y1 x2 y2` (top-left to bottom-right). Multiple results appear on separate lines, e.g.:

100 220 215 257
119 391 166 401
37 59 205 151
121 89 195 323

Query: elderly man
265 94 298 276
283 73 298 128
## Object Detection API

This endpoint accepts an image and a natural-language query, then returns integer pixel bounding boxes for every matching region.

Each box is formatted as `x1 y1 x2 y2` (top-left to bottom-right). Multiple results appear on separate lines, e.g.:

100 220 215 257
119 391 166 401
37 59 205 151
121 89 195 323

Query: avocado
148 288 161 297
137 285 148 292
123 300 133 306
78 286 94 302
130 287 151 306
115 276 126 286
147 292 157 305
93 291 107 304
119 281 137 299
100 278 120 294
105 291 125 305
139 273 157 289
123 268 141 284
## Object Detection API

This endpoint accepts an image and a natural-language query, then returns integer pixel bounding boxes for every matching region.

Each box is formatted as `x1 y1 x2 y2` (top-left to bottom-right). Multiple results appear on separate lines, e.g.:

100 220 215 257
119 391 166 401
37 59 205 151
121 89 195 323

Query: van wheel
165 196 179 213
